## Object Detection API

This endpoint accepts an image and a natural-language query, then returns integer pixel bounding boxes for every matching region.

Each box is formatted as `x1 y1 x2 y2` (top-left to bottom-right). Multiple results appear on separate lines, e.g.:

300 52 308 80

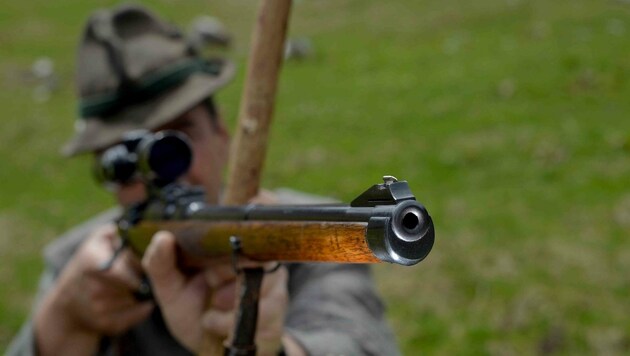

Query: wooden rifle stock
126 221 378 264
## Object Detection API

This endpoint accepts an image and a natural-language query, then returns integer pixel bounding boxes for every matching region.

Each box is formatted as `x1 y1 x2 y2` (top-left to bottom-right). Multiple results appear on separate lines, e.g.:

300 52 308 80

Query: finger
256 270 288 339
210 280 237 311
90 223 119 251
95 223 118 239
85 224 144 291
204 262 281 310
204 263 237 290
251 267 288 354
120 247 144 273
104 301 154 335
257 266 288 323
204 257 271 284
202 308 234 339
91 293 143 315
142 231 186 304
106 249 143 289
85 266 141 294
79 224 121 268
259 263 287 296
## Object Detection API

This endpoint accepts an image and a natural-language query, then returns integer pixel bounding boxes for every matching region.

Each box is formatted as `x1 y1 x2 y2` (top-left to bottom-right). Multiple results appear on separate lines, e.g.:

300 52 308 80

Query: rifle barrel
190 205 376 222
125 200 434 266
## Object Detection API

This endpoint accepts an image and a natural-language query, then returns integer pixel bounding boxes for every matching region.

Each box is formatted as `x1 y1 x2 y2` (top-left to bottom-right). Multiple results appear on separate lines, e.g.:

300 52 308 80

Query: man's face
113 104 230 206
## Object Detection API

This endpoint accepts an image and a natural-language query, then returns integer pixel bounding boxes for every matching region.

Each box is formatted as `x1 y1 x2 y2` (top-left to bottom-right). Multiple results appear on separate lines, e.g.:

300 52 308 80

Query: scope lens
96 145 137 184
145 133 193 185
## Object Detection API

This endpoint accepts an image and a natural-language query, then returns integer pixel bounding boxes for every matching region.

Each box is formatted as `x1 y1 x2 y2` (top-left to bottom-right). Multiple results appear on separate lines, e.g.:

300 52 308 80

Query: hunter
8 5 399 356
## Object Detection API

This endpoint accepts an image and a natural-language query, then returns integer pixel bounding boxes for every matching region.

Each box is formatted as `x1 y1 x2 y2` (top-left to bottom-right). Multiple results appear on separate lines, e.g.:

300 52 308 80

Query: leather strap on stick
199 0 292 354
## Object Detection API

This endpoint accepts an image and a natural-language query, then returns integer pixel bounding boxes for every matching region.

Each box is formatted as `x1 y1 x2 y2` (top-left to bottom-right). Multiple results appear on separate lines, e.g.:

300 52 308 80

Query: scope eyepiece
94 130 193 188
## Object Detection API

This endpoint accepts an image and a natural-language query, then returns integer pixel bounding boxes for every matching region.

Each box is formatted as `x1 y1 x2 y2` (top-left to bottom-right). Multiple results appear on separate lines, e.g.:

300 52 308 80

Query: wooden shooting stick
200 0 292 354
224 0 292 205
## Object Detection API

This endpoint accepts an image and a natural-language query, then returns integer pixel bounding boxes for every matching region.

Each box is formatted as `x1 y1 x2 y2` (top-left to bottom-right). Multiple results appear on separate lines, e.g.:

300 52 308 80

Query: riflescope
94 130 192 187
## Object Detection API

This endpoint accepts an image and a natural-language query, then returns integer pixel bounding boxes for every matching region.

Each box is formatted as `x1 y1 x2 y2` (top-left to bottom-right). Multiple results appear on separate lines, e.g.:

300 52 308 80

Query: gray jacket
7 191 399 356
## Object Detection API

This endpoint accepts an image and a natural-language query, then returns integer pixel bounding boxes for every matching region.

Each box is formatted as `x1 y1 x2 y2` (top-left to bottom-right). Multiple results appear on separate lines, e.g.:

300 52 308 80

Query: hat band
79 58 222 119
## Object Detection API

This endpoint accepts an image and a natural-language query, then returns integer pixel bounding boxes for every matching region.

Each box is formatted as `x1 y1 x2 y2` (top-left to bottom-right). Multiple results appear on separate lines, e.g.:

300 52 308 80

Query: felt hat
63 4 234 156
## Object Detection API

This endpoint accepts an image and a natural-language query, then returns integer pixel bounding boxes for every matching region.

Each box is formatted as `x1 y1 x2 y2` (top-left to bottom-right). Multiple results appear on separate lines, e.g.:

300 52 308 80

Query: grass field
1 0 630 354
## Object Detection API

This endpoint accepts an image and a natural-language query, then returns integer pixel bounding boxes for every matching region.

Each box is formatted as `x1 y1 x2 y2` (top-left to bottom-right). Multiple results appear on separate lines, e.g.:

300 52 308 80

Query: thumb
142 231 185 304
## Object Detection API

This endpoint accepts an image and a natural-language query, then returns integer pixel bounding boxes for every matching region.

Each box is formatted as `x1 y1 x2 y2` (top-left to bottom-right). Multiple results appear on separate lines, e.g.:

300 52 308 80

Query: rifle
97 130 435 354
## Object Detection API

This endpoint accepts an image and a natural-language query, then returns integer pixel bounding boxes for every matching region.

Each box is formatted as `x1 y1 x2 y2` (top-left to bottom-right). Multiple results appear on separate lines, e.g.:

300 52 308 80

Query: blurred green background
1 0 629 354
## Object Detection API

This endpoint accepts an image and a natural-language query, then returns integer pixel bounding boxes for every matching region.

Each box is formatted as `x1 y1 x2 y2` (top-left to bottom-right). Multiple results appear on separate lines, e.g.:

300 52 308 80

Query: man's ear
213 115 230 140
211 114 231 167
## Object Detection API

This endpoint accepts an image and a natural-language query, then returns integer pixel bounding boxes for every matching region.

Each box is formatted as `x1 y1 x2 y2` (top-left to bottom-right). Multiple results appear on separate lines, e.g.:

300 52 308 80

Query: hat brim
62 61 235 156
